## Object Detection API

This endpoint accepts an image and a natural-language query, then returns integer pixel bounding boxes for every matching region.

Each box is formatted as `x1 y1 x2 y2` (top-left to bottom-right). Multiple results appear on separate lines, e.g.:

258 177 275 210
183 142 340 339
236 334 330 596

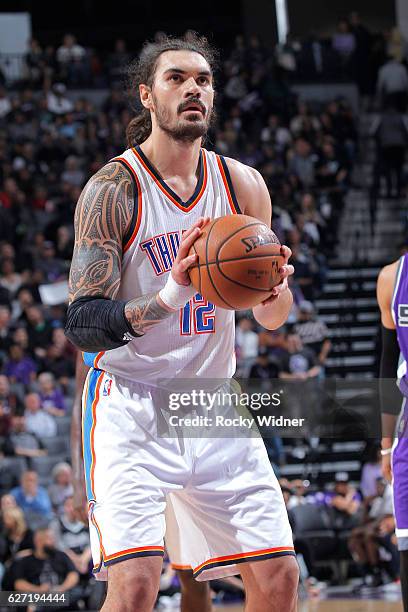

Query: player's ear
139 84 153 110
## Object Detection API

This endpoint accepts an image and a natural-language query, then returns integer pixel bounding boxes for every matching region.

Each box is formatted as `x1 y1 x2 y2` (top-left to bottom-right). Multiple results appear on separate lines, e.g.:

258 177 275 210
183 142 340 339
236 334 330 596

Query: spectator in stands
3 344 37 386
0 506 34 590
0 506 33 561
13 526 79 603
0 87 11 119
0 260 22 297
24 392 57 439
46 83 74 115
48 464 73 515
0 399 11 437
361 446 382 498
25 306 53 358
249 347 280 380
11 471 52 528
377 56 408 112
7 415 47 459
288 138 316 188
294 301 331 368
61 156 85 189
348 477 394 586
38 372 65 417
0 376 23 416
315 140 349 193
56 34 87 86
315 472 362 529
52 496 91 576
278 331 321 381
290 102 320 138
235 316 259 377
0 306 11 358
371 104 408 199
107 39 131 85
386 27 408 64
332 20 356 64
286 479 310 510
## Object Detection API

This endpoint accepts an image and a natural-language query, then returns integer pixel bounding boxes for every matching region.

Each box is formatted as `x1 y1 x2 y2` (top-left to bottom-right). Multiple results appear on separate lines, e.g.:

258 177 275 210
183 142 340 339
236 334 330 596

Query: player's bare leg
102 556 162 612
177 569 212 612
240 556 299 612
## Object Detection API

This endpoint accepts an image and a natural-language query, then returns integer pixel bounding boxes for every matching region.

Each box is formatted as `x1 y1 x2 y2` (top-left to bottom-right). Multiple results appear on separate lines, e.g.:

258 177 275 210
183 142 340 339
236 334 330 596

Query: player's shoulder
75 160 135 224
378 259 400 287
377 258 401 306
86 159 134 189
222 156 264 188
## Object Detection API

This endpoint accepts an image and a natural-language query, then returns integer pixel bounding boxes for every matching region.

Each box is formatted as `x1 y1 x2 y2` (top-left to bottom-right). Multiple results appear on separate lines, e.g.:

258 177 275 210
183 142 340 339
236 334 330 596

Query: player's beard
152 94 214 143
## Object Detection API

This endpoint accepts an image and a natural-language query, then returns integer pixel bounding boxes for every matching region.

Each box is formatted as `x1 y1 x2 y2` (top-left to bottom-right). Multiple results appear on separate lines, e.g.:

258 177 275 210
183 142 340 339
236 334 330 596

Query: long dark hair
126 33 217 147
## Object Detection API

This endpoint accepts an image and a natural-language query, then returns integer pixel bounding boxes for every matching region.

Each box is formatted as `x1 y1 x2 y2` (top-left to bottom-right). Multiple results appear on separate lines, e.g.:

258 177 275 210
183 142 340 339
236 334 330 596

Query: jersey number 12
180 294 215 335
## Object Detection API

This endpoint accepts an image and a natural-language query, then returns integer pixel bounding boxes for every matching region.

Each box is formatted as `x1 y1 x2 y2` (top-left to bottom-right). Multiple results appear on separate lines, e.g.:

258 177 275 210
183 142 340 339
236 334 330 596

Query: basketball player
71 352 212 611
377 258 408 609
65 34 298 611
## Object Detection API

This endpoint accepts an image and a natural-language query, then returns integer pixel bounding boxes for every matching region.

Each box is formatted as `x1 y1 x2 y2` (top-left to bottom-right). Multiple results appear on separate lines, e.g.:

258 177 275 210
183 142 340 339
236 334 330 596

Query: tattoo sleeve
69 161 134 302
124 294 172 336
67 161 173 349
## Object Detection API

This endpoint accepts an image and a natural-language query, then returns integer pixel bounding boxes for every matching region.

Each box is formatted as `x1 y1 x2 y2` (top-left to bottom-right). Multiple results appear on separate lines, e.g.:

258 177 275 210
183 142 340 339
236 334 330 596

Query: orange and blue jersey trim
192 546 296 579
114 156 143 253
216 155 241 215
82 369 104 503
132 145 208 212
82 351 105 369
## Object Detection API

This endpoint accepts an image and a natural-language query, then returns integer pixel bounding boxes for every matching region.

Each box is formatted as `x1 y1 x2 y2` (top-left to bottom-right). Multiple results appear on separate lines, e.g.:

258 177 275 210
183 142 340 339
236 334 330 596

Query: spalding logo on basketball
189 214 284 310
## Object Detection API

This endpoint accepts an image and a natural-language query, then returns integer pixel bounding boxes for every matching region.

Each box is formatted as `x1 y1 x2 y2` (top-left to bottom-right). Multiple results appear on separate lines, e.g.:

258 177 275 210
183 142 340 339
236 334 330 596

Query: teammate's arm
65 161 207 352
377 261 402 482
224 158 294 330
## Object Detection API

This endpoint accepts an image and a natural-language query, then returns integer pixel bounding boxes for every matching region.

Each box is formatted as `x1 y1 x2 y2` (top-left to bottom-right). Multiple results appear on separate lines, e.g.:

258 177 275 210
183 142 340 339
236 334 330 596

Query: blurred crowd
0 12 406 606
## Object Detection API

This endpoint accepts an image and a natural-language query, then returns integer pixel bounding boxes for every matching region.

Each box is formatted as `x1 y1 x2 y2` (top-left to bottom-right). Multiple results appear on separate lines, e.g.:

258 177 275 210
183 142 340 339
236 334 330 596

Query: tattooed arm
65 161 207 351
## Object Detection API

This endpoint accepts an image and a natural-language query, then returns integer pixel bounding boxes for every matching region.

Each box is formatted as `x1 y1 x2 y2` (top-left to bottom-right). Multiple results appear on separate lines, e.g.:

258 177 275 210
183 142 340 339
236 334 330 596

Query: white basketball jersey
83 146 241 385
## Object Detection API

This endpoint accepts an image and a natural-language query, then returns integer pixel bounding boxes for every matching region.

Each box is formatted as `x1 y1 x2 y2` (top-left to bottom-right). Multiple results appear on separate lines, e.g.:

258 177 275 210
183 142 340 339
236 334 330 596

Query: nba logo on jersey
103 378 112 397
398 304 408 326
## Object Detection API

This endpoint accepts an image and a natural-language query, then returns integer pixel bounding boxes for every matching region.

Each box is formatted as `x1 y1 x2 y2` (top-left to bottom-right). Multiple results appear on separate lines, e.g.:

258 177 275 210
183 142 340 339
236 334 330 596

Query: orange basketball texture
189 215 284 310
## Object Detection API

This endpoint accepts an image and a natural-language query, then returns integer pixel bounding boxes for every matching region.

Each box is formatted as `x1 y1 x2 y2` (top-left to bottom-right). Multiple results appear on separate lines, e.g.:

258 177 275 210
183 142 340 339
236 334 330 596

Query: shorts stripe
83 370 104 502
193 546 296 578
90 504 106 566
92 546 165 571
171 563 192 570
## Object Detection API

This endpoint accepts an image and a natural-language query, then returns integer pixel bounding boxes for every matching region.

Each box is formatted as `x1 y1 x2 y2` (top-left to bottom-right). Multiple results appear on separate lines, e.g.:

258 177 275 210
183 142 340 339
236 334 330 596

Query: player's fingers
182 217 206 240
279 264 295 277
271 277 289 296
177 227 202 259
280 245 292 261
179 253 197 272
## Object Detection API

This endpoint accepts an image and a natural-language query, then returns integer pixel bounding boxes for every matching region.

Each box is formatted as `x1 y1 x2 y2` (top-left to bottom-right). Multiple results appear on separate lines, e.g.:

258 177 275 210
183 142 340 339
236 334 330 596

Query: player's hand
171 217 211 286
382 452 393 483
262 245 294 304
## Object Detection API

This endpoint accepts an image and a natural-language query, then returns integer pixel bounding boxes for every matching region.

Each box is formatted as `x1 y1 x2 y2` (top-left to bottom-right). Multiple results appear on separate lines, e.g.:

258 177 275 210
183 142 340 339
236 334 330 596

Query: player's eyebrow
163 68 212 77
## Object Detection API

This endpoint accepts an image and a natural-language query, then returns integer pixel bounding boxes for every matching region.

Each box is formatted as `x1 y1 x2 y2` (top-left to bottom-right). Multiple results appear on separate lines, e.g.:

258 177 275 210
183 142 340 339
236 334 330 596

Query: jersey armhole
114 158 143 253
217 155 242 214
391 256 405 325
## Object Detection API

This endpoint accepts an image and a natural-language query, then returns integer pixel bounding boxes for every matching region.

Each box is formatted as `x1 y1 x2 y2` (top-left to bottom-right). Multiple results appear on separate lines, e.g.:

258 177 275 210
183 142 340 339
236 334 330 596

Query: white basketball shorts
82 368 294 581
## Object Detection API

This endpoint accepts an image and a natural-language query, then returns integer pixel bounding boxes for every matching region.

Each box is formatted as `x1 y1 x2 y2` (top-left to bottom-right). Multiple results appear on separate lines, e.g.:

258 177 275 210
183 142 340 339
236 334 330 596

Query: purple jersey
392 254 408 397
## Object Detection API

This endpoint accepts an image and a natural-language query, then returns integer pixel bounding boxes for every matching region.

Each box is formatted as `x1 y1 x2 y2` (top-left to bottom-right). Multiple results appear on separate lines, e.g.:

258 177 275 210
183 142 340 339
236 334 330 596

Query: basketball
189 214 284 310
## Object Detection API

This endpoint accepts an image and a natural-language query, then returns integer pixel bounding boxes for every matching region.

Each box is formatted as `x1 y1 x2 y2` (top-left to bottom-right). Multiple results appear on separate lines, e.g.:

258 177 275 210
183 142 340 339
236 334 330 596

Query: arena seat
55 416 72 436
40 436 70 457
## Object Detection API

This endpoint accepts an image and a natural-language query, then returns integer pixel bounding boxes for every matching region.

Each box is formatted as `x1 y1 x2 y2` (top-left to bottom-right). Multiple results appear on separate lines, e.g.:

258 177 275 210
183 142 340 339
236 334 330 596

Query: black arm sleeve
379 325 402 416
64 296 139 353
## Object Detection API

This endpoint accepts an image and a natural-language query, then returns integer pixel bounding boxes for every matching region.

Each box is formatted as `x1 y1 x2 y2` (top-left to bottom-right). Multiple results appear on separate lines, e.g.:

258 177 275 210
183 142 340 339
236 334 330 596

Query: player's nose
183 77 201 97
